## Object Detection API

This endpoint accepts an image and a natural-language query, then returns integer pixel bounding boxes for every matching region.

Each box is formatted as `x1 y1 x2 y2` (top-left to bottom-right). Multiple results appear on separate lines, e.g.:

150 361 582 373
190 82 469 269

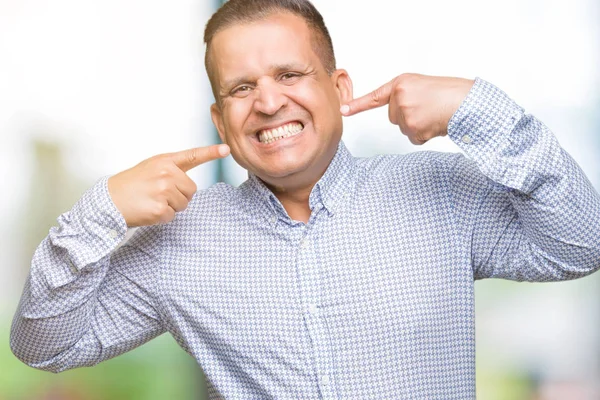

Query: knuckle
152 202 169 218
393 86 406 104
184 192 195 202
408 135 420 145
157 167 171 179
159 211 175 224
157 180 171 195
393 74 413 93
371 88 383 104
392 85 406 102
188 183 198 197
175 199 189 212
392 78 403 90
186 150 198 165
403 115 419 132
394 74 407 88
408 132 427 145
398 72 415 84
154 154 171 165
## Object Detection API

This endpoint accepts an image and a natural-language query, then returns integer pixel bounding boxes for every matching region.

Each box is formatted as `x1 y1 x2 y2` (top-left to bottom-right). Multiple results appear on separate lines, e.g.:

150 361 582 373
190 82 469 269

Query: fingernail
340 105 350 115
218 144 230 156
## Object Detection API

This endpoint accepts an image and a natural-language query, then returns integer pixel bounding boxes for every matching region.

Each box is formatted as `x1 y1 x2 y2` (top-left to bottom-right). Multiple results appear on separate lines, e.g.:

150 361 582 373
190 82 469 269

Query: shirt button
308 304 318 315
461 135 472 144
320 375 330 386
271 216 277 224
109 229 118 239
300 238 309 248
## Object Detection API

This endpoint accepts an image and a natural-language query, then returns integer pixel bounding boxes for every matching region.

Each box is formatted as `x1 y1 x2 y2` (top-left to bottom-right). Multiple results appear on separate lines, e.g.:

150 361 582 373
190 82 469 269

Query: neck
264 179 314 223
259 141 340 223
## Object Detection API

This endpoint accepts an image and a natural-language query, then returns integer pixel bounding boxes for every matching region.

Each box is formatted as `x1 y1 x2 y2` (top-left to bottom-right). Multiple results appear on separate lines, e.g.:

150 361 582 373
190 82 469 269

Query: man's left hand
341 73 474 145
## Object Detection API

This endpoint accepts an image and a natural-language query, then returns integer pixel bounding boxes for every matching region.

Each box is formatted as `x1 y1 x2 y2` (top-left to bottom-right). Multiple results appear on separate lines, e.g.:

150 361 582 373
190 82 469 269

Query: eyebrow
220 62 307 92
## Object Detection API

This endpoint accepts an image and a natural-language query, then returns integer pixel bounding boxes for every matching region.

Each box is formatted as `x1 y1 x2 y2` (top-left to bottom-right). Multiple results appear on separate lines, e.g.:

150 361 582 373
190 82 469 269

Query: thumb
340 80 394 116
171 144 230 172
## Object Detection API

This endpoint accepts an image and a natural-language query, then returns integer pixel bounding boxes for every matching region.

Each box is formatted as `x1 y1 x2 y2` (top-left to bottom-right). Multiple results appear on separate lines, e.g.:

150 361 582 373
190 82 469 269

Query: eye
279 72 302 84
231 85 253 97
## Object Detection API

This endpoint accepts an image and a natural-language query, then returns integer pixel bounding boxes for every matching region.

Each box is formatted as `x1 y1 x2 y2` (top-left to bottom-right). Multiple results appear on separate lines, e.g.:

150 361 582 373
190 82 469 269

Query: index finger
170 144 230 172
341 80 394 116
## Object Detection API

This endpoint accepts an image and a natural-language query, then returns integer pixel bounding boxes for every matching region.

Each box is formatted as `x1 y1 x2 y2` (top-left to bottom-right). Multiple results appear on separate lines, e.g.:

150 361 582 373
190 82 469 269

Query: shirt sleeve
446 78 600 281
10 176 166 372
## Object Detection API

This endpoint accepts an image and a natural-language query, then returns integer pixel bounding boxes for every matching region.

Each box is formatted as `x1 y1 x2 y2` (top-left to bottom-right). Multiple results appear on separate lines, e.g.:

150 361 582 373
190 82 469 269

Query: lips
257 121 304 144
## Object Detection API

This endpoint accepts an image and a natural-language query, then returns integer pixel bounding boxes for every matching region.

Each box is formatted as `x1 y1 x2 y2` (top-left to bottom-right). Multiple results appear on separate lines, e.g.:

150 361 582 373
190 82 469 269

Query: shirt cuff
447 77 527 190
55 176 128 272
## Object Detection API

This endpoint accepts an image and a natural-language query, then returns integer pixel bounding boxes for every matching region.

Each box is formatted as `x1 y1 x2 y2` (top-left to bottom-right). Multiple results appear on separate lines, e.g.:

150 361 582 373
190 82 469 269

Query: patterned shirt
11 78 600 399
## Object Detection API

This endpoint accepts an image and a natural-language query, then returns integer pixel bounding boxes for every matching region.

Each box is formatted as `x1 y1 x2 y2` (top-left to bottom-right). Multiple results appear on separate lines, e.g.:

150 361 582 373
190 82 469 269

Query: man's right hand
107 144 230 227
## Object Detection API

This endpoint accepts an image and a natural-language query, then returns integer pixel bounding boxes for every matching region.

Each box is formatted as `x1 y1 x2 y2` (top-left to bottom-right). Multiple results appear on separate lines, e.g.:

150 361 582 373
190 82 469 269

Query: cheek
296 82 328 104
290 85 336 122
310 89 343 136
221 102 251 138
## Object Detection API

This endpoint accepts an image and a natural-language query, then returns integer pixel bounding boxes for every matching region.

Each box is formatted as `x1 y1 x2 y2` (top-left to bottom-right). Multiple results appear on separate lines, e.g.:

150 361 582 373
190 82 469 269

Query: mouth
256 121 304 144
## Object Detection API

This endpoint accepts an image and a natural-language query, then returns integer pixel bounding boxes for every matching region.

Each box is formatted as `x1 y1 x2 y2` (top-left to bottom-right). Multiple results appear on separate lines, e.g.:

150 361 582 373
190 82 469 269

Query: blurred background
0 0 599 399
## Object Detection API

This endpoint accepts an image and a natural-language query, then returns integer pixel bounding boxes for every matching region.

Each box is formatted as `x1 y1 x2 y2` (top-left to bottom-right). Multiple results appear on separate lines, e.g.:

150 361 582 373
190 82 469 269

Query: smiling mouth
257 121 304 144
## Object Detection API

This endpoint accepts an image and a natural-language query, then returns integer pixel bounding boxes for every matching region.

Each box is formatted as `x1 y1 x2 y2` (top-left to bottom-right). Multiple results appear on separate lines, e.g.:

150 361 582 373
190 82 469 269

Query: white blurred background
1 0 599 398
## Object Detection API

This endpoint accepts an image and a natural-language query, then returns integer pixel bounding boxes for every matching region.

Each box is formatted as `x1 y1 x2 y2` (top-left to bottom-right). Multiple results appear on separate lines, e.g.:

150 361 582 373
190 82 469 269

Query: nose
252 78 287 116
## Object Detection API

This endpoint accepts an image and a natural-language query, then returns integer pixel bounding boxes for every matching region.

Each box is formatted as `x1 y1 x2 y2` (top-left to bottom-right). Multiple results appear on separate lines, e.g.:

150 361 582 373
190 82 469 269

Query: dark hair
204 0 336 96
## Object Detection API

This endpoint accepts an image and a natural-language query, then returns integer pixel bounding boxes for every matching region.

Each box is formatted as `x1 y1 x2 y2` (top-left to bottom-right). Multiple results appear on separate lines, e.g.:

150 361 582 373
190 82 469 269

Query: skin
342 73 474 145
107 11 474 227
108 145 230 227
209 12 353 222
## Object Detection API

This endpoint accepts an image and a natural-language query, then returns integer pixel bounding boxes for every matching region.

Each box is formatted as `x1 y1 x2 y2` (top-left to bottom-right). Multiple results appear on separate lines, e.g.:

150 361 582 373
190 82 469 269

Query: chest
158 190 470 336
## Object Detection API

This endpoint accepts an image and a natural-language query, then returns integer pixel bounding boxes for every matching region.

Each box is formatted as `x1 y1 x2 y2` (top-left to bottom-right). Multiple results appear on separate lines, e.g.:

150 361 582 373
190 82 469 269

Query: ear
331 69 353 106
210 103 227 143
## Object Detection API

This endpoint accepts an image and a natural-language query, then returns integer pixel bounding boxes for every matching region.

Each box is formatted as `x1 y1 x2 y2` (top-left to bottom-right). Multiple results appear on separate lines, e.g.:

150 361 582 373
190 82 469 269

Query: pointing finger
171 144 230 172
341 80 394 116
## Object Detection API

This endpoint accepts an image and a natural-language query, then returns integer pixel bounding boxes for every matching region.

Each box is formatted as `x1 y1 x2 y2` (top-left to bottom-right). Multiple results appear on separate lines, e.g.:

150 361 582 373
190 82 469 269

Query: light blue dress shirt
11 78 600 399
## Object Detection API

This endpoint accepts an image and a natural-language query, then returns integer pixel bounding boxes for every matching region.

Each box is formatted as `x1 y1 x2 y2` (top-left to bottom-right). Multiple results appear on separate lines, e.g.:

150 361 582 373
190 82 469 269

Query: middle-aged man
11 0 600 398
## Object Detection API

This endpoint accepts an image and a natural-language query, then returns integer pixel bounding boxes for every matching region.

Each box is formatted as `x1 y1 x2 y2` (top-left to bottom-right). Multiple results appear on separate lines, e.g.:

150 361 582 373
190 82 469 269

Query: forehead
209 13 318 84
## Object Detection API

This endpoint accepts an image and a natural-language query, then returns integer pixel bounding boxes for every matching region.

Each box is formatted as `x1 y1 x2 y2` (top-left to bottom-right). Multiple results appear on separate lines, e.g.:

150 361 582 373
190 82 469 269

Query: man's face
209 12 352 189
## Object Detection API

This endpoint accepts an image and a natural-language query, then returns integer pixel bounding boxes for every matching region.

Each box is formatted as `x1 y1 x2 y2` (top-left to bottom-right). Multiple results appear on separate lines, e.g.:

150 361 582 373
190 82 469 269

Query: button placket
295 217 338 398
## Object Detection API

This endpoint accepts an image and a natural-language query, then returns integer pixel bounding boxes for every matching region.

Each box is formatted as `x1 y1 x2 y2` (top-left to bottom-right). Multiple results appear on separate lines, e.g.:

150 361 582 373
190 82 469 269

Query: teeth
258 122 303 144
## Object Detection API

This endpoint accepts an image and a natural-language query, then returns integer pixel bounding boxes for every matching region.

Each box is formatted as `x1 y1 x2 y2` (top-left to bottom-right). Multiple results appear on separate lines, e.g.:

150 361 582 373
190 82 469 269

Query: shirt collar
310 141 356 216
243 140 356 222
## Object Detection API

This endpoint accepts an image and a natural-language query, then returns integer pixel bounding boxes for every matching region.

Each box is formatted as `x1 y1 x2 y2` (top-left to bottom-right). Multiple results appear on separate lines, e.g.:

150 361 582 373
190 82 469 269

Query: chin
261 153 313 176
253 159 314 185
260 165 307 180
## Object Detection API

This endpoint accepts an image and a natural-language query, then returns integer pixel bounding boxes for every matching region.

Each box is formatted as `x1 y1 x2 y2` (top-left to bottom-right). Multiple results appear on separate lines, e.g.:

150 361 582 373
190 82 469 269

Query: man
10 0 600 398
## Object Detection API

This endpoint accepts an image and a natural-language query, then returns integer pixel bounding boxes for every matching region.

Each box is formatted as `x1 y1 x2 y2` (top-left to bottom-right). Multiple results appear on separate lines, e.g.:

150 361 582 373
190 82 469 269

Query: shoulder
172 181 239 224
351 151 495 205
356 151 467 183
190 182 237 210
163 181 252 237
